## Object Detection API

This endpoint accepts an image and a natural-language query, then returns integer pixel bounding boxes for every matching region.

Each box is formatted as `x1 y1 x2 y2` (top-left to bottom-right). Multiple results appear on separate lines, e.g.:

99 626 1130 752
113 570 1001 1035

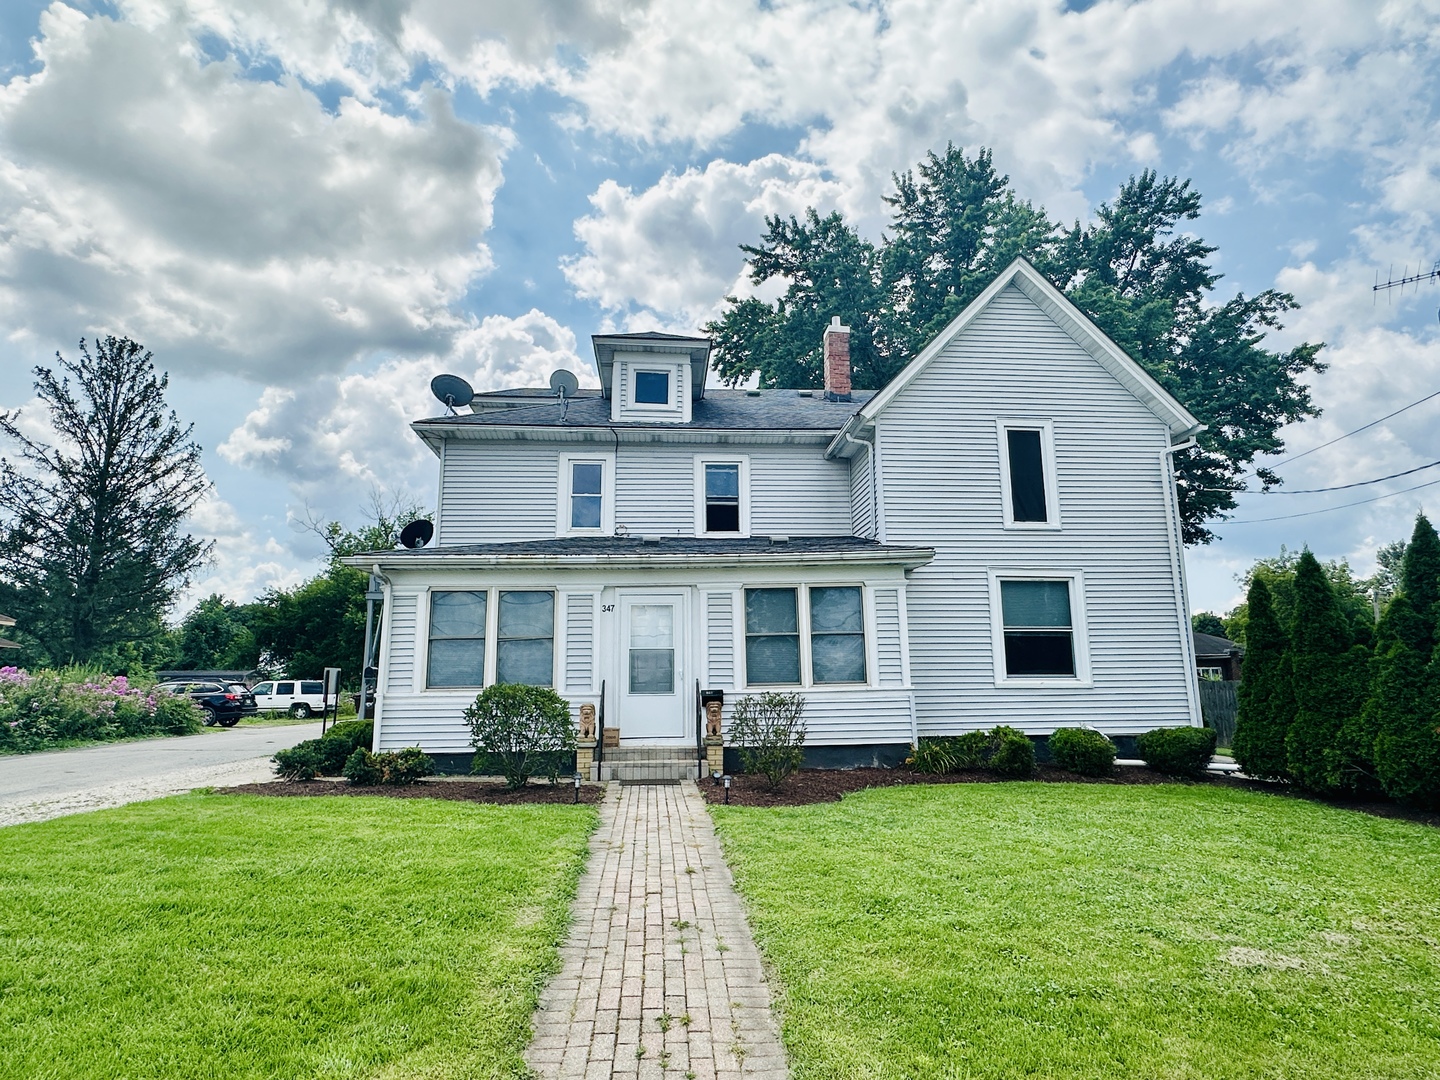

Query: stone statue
705 699 723 738
578 702 597 741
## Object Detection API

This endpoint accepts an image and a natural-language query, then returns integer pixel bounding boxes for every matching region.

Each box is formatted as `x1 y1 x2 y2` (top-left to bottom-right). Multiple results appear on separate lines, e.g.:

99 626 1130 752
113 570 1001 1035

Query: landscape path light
723 774 731 804
573 772 583 804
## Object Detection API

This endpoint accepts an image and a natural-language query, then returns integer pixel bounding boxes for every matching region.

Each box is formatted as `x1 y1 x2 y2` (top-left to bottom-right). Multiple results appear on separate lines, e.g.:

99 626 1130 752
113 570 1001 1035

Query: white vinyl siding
565 593 596 693
747 444 851 536
873 587 905 687
704 591 736 688
439 443 560 544
385 594 418 693
878 283 1193 737
850 444 874 538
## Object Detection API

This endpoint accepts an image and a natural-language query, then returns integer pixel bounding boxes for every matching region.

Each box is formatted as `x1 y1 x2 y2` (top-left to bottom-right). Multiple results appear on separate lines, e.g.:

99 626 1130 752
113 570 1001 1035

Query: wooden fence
1198 679 1238 748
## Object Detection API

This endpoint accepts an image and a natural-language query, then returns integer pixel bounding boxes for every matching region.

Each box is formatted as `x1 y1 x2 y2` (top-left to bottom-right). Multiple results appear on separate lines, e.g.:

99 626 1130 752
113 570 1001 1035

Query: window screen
705 463 741 532
1006 428 1048 522
1000 579 1075 677
744 588 800 684
570 461 603 529
428 591 487 687
634 370 670 405
810 586 866 683
496 591 554 686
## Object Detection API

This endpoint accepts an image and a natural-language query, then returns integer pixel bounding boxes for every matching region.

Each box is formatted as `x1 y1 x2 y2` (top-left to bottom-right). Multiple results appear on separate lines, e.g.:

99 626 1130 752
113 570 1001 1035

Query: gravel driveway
0 722 325 827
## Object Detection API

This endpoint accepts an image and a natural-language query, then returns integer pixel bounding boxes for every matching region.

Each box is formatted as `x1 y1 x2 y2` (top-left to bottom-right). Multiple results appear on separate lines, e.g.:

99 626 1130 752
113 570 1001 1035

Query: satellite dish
398 519 434 549
430 374 474 411
549 369 580 397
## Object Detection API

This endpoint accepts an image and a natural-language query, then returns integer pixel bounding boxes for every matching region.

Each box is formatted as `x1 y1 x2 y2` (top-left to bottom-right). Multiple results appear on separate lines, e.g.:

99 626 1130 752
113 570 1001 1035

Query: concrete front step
598 757 703 783
603 746 702 762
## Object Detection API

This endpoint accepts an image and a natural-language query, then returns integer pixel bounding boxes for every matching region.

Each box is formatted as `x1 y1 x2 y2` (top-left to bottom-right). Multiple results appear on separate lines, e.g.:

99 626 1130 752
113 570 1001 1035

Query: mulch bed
695 766 1440 826
218 779 606 805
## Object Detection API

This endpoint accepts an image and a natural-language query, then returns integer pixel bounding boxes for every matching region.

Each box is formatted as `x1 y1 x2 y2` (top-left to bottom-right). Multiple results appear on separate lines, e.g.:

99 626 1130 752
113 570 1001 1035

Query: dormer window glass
570 462 603 529
704 464 741 532
634 370 670 405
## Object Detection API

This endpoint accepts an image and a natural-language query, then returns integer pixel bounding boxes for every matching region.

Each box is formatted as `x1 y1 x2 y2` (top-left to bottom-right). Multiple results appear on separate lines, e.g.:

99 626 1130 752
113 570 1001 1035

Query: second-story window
998 419 1059 528
704 464 740 532
634 370 671 405
570 461 603 530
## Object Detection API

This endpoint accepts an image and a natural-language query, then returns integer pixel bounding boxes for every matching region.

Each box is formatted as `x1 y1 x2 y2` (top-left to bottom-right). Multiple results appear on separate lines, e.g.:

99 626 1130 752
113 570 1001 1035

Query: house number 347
601 604 615 612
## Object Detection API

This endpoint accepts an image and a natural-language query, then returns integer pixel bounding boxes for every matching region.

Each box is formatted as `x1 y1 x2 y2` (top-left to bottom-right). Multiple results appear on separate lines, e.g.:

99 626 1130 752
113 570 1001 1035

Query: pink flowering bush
0 666 202 752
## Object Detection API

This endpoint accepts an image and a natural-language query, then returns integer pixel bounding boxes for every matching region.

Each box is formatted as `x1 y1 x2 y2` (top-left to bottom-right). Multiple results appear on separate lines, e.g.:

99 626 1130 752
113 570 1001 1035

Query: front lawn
711 783 1440 1079
0 793 595 1079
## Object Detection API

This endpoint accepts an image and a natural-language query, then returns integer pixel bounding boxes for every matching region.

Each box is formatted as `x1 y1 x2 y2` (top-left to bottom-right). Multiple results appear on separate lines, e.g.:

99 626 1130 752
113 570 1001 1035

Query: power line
1248 458 1440 495
1259 386 1440 475
1224 475 1440 525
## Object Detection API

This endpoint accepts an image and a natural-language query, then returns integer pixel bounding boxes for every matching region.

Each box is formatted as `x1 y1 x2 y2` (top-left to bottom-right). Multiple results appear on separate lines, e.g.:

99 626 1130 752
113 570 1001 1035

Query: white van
249 678 327 718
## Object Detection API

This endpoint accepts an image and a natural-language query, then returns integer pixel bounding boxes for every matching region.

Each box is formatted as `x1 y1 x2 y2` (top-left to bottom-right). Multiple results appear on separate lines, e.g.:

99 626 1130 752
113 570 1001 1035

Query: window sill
993 676 1093 689
1000 520 1063 531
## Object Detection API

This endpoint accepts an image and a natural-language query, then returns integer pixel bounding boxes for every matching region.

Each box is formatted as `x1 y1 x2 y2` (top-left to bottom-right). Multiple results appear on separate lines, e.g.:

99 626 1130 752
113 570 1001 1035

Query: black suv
155 680 257 727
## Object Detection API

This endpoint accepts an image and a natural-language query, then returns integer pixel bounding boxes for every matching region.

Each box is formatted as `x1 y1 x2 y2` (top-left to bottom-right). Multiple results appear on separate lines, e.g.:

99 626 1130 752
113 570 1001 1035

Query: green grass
0 793 596 1079
711 783 1440 1079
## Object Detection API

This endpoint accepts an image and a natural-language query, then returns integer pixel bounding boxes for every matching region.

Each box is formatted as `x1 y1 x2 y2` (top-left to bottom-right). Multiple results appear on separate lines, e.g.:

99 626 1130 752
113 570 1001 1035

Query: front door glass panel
628 604 675 695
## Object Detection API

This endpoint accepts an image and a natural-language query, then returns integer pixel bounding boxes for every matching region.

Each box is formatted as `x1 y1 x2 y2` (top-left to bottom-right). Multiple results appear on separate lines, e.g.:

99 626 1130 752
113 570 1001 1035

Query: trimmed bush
1047 728 1115 776
465 684 575 790
343 746 435 786
729 691 807 789
1231 576 1295 781
273 742 324 781
1137 727 1217 777
987 726 1036 779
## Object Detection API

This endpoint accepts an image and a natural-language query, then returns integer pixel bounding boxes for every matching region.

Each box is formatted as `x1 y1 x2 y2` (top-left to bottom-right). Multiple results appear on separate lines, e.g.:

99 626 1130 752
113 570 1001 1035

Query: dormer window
634 370 671 405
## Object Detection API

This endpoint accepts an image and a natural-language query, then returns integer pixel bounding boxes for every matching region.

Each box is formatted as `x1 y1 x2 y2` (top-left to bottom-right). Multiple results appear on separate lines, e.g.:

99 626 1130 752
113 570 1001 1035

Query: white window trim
421 586 558 691
693 455 751 538
987 568 1092 688
557 453 615 537
738 582 873 690
1198 666 1224 681
628 365 678 411
996 418 1061 530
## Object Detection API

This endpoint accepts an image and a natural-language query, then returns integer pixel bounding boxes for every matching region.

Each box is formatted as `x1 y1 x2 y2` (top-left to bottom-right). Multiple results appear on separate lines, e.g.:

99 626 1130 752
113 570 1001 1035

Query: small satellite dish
399 519 434 549
430 374 474 412
549 369 580 397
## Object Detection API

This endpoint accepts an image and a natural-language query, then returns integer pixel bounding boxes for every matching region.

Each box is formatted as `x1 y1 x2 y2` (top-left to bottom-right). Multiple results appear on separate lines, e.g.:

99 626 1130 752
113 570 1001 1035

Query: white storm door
618 593 687 742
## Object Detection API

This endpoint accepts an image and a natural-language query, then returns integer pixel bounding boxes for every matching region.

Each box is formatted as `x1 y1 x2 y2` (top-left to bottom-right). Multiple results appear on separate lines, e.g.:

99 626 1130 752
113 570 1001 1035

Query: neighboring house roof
830 257 1206 454
1193 631 1244 658
345 535 934 570
411 389 875 453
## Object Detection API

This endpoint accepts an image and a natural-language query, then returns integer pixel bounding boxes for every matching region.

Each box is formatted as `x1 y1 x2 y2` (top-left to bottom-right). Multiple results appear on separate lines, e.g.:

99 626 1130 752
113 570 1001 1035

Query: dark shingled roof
418 388 875 431
1193 631 1243 656
353 535 929 560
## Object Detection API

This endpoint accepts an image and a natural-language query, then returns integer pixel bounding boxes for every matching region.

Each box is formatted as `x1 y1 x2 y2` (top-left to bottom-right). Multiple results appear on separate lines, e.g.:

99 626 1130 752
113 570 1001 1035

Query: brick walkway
526 782 789 1079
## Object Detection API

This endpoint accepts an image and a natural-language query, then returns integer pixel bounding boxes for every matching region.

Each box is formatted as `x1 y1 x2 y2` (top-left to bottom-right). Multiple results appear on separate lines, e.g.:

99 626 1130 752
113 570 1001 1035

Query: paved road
0 722 324 826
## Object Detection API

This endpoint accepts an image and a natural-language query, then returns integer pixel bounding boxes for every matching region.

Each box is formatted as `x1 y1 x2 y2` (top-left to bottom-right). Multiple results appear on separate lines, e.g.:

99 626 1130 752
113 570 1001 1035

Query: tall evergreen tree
0 337 211 666
1364 596 1440 805
1400 512 1440 647
1231 577 1294 780
1285 550 1367 793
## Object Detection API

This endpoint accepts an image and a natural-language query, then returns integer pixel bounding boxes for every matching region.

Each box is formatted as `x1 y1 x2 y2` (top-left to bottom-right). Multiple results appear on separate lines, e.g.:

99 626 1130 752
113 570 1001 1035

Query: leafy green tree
1355 596 1436 802
705 146 1325 545
1231 577 1294 781
1191 612 1227 638
1285 550 1369 793
176 594 259 671
0 337 211 666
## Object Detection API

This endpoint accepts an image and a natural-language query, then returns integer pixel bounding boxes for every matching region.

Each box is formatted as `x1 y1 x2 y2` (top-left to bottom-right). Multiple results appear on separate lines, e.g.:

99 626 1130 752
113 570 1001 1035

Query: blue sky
1 0 1437 617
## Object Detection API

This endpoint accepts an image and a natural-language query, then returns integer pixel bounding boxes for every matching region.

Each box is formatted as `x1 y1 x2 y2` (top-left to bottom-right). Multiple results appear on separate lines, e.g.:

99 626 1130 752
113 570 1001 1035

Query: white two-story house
348 259 1205 772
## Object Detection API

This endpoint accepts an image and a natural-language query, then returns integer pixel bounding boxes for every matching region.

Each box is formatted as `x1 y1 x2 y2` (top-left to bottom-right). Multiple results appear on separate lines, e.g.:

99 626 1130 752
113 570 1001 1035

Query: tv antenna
1374 261 1440 320
430 373 474 414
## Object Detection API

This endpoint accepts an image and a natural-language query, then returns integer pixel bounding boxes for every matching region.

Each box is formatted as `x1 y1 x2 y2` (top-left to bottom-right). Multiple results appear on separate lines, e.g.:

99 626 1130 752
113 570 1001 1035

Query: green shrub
343 746 435 786
907 732 990 774
729 692 807 789
988 726 1036 779
316 720 374 774
273 742 324 781
1137 727 1217 777
1048 728 1115 776
465 684 575 790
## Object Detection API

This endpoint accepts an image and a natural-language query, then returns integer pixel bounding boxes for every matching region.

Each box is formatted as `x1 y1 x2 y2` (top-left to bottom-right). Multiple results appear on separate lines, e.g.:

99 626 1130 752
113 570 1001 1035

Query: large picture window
427 591 487 687
999 579 1075 677
809 586 866 683
744 588 800 685
496 591 555 686
998 419 1059 528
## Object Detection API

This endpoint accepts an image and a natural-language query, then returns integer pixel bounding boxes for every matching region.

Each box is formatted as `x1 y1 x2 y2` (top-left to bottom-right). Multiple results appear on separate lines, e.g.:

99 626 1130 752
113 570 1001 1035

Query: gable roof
830 257 1204 453
1193 631 1244 657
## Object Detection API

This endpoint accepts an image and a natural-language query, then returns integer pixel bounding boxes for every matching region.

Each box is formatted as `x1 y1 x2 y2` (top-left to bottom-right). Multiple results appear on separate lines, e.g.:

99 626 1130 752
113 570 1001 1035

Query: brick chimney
822 316 851 402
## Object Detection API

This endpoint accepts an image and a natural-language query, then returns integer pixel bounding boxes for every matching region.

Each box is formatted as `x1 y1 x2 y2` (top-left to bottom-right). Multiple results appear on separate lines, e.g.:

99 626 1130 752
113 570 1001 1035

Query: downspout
1162 437 1202 728
371 564 394 753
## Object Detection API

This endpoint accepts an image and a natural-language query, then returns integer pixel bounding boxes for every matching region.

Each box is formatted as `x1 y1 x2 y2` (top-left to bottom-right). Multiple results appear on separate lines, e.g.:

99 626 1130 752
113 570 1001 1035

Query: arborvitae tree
1231 577 1294 780
1285 550 1367 793
1366 596 1440 805
1401 513 1440 647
